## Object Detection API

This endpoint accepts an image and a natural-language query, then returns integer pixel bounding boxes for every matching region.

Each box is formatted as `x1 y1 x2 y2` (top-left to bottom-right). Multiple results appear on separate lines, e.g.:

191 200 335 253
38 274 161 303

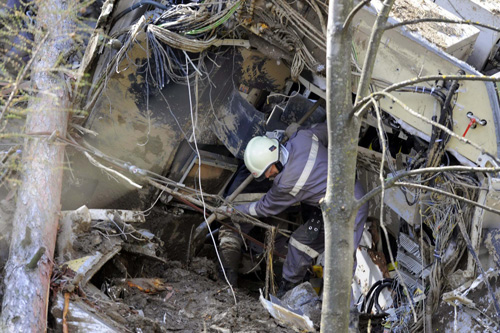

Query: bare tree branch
0 33 49 129
147 178 274 231
371 96 418 321
355 0 396 103
353 75 500 116
373 91 498 163
385 18 500 33
357 165 500 208
394 182 500 216
343 0 371 30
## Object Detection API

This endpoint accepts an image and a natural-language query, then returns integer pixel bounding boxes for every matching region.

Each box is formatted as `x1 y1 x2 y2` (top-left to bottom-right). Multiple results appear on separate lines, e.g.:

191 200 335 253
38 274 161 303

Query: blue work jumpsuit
236 123 369 283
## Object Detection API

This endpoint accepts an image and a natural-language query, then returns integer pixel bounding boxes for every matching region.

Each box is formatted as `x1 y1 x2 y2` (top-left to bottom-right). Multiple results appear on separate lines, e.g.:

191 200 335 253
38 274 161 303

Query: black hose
425 71 464 170
372 281 393 313
361 278 393 313
396 86 447 106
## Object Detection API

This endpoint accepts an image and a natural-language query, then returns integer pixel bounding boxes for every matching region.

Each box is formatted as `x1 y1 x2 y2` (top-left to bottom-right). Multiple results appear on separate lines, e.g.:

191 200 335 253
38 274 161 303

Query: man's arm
309 122 328 147
235 184 299 218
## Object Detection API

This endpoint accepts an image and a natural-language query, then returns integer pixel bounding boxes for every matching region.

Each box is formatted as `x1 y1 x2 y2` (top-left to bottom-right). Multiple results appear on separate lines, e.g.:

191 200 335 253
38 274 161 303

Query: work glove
265 130 285 142
285 122 300 139
215 205 234 220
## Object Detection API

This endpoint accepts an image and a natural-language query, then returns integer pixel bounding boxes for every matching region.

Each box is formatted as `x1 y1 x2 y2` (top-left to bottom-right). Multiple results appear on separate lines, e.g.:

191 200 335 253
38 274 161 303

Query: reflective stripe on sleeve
249 202 258 216
289 236 320 259
289 134 319 197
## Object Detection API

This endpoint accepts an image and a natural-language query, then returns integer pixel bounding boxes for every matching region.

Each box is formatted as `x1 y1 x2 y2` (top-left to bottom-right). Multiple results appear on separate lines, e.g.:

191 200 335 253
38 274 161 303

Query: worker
218 122 369 296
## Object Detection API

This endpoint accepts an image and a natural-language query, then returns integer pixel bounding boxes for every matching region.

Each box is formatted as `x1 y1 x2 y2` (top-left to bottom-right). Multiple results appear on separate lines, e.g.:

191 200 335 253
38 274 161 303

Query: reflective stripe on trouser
282 199 369 284
283 223 325 283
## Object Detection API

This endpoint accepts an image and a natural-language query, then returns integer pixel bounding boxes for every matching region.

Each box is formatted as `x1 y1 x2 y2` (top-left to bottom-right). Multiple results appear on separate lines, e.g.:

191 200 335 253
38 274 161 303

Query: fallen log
0 0 74 330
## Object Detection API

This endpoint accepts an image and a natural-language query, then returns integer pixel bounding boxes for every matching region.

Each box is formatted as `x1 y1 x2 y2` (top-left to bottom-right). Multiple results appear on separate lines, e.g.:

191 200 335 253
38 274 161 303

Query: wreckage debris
1 0 500 331
259 288 316 333
50 205 293 332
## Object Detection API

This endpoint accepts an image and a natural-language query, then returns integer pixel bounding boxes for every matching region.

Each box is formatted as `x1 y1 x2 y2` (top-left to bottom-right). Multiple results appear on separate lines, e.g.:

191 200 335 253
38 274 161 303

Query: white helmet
244 136 280 181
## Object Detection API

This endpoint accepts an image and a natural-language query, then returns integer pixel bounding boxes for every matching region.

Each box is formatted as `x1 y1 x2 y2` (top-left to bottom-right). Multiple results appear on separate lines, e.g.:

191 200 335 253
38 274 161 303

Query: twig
385 18 500 33
357 165 500 209
0 33 50 128
147 178 274 231
343 0 370 30
393 182 500 216
265 227 277 299
353 75 500 116
372 97 417 322
69 123 98 136
84 151 142 189
62 292 70 333
354 0 396 104
26 247 46 270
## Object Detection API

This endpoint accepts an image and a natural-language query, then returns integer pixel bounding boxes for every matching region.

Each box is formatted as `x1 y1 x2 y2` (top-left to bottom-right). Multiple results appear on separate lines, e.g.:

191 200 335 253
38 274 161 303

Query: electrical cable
184 54 238 305
395 86 447 106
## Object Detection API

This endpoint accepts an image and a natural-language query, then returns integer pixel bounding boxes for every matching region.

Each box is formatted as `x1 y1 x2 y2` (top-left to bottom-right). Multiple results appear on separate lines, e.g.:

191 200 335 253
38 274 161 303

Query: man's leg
218 223 253 286
282 207 325 284
219 165 261 286
280 186 368 295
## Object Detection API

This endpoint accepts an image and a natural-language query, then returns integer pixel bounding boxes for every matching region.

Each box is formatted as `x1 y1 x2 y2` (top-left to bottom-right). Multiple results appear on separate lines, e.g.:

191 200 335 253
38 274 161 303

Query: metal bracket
466 111 487 128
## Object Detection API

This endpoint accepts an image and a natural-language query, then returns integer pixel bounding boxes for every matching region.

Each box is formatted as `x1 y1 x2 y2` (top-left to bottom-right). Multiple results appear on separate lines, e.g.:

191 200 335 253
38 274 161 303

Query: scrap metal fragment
58 205 93 262
90 209 145 223
58 205 146 262
122 243 166 263
280 282 321 326
51 292 125 332
352 248 394 312
259 289 315 332
65 245 122 287
442 268 498 307
484 228 500 269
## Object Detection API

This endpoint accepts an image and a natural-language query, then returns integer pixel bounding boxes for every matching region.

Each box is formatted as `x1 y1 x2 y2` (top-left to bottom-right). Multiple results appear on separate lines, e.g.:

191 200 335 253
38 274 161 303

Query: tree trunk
321 0 357 332
0 0 73 331
321 0 398 330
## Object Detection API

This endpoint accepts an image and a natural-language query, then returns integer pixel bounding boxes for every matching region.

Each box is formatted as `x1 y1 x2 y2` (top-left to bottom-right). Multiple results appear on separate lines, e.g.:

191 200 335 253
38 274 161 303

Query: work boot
218 246 241 287
218 227 243 287
276 278 299 298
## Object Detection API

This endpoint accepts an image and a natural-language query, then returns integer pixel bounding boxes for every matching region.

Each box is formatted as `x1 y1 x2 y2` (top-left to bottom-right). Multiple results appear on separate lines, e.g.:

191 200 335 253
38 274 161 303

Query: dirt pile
113 258 290 332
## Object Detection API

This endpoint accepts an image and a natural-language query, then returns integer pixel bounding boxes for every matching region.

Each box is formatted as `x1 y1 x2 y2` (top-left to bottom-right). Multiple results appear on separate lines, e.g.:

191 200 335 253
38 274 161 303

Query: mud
52 208 293 332
103 258 291 333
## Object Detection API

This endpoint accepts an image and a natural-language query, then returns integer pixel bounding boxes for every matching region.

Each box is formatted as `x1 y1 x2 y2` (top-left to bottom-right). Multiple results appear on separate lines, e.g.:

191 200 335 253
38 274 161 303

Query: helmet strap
275 161 283 172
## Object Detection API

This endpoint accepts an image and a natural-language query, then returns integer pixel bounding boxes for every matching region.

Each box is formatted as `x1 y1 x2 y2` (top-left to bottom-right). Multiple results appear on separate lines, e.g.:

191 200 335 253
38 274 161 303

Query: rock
281 282 322 326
